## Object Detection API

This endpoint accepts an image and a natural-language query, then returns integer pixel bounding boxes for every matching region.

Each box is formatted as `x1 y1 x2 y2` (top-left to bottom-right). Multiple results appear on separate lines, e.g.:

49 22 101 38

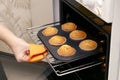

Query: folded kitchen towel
28 44 48 62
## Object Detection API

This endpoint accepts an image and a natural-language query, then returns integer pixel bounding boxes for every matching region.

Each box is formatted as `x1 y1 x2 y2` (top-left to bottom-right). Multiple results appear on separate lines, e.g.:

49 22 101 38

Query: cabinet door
30 0 53 26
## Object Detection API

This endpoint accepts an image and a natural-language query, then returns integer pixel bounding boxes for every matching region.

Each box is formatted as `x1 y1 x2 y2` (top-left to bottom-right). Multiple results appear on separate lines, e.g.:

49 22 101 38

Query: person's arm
0 23 29 62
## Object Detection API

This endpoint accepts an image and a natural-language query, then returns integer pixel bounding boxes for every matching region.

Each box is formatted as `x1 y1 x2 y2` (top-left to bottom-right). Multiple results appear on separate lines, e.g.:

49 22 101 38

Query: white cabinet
30 0 54 26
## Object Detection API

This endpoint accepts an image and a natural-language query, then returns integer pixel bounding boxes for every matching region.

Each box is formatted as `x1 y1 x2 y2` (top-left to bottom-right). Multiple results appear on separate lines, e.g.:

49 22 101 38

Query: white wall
30 0 54 26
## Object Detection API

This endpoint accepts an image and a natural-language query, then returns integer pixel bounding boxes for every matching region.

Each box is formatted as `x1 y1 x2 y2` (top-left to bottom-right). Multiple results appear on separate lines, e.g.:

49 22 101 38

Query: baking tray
37 24 103 62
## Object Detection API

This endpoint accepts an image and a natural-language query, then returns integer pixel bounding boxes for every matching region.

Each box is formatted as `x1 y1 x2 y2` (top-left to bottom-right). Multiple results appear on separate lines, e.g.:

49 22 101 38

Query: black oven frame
37 0 111 80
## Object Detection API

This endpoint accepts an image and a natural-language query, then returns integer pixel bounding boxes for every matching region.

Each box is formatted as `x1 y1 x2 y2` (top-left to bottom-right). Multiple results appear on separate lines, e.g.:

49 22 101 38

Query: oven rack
46 53 103 76
27 22 104 76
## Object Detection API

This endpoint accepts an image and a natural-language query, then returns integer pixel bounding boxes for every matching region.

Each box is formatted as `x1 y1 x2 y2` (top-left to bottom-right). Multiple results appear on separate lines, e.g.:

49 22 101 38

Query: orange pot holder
28 44 48 62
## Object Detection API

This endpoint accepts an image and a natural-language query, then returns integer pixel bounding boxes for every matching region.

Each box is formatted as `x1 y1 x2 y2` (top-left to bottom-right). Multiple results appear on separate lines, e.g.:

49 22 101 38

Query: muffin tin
37 24 103 62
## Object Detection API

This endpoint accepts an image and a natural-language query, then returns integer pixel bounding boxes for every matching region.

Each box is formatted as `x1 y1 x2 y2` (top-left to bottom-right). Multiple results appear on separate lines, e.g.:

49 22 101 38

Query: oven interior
37 0 111 80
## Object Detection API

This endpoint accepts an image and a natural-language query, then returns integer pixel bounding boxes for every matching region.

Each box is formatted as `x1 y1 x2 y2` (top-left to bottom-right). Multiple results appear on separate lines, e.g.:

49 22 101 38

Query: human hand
11 38 30 62
0 26 30 62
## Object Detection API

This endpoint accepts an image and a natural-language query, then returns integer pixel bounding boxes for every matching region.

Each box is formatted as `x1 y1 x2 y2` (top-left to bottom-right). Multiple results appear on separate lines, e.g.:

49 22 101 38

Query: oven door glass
75 0 113 23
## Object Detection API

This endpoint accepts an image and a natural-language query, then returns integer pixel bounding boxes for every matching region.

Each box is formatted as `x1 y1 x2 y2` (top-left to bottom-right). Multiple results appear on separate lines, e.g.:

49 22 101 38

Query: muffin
57 44 76 57
42 26 58 36
79 39 97 51
92 18 104 26
49 35 66 46
102 25 111 34
69 30 87 40
61 22 77 32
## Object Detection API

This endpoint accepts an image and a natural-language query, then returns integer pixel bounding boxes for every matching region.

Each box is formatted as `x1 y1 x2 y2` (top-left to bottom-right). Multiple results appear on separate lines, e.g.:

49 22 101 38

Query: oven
30 0 111 80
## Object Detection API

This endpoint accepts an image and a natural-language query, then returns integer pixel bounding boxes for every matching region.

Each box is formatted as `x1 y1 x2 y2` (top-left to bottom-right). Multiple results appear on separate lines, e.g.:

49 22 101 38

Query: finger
25 50 30 55
15 53 29 62
21 53 30 62
15 55 23 62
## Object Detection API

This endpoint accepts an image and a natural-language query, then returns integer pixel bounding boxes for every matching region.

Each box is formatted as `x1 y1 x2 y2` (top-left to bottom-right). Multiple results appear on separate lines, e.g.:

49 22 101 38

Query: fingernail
25 50 30 55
